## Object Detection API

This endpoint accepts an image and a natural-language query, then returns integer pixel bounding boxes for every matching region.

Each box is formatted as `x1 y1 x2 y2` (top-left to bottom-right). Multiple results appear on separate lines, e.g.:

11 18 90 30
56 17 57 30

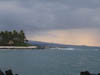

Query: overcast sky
0 0 100 46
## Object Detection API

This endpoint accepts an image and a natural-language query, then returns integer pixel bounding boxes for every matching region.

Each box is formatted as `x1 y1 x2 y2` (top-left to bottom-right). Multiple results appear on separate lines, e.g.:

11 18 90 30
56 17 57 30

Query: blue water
0 48 100 75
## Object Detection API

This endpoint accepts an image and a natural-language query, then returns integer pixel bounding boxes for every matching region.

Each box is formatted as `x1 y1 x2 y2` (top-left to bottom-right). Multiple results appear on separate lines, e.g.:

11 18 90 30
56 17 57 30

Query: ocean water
0 48 100 75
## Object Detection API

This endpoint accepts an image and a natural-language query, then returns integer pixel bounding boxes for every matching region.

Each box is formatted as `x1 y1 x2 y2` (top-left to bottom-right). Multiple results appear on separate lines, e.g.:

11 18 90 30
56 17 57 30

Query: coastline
0 46 38 49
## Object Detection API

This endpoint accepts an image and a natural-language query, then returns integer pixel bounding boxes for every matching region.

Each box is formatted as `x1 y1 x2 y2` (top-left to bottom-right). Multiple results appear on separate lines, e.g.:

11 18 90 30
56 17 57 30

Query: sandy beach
0 46 37 49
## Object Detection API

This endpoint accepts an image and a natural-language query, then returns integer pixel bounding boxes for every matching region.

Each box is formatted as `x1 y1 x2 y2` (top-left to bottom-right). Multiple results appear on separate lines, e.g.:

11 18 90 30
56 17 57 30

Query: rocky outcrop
80 71 100 75
0 69 18 75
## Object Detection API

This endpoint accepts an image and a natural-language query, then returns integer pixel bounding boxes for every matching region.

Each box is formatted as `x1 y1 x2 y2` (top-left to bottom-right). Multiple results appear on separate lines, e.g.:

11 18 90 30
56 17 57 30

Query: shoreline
0 46 38 49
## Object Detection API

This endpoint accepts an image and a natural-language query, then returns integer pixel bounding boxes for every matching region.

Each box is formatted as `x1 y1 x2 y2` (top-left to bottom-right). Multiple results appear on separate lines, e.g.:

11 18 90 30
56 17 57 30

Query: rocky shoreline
0 69 18 75
80 71 100 75
0 70 100 75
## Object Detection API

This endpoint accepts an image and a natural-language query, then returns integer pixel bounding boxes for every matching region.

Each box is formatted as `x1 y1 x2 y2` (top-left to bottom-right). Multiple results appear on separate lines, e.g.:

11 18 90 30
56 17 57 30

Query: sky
0 0 100 46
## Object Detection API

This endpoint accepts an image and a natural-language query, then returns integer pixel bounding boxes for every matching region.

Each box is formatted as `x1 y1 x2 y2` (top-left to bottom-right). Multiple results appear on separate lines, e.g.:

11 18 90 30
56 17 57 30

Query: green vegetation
0 30 29 46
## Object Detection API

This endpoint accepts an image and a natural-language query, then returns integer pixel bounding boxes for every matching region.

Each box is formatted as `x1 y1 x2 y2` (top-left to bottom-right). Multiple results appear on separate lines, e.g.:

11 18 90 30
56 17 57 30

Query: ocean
0 48 100 75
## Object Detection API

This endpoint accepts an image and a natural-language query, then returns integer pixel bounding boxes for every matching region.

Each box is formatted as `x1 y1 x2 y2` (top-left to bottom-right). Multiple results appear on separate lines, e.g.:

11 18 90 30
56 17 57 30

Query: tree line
0 30 28 46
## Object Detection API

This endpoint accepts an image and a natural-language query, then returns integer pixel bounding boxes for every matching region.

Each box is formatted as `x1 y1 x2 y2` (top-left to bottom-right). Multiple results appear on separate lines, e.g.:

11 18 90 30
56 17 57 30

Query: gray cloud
0 0 100 34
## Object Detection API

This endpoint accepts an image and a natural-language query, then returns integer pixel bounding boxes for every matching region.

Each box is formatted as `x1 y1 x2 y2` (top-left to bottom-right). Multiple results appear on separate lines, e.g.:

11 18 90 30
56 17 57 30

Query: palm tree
12 30 18 43
19 30 26 43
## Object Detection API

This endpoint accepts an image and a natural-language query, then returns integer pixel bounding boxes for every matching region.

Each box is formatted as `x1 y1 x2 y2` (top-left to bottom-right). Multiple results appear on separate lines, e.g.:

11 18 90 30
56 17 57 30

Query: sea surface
0 48 100 75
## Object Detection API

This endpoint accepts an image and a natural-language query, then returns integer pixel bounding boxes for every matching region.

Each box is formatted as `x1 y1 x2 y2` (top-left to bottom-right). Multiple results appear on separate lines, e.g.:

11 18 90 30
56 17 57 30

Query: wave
49 47 100 51
49 48 75 51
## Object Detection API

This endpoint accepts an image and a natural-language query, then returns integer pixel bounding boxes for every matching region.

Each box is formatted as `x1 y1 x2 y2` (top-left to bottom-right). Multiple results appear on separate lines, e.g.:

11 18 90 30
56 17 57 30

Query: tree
0 30 28 46
12 30 18 43
19 30 26 43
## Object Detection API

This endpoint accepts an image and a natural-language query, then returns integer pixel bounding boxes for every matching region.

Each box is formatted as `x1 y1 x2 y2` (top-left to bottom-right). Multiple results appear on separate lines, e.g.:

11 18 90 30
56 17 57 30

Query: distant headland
0 30 48 49
0 30 38 49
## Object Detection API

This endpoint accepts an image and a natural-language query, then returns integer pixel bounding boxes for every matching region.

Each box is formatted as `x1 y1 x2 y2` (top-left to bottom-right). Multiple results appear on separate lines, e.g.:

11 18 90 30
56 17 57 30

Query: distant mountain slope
27 40 100 49
27 40 68 47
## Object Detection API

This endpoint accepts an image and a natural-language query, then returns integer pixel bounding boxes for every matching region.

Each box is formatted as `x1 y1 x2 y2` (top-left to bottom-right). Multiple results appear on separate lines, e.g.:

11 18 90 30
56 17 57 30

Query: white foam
49 47 75 51
62 48 75 50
